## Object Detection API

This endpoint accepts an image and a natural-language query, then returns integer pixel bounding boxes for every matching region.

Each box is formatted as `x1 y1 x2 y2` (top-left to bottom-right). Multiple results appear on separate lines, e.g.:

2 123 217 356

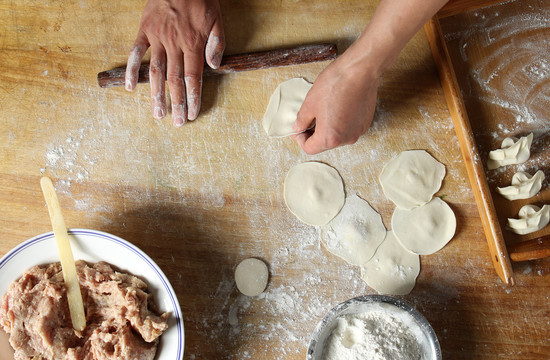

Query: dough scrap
320 195 386 266
507 204 550 235
487 133 533 170
235 258 269 297
262 78 312 137
391 197 456 255
360 231 420 296
497 170 545 200
284 161 345 226
379 150 446 210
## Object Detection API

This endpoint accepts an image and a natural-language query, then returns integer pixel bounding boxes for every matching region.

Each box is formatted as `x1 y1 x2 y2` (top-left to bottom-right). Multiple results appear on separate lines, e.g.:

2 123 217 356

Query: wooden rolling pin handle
97 43 338 88
509 235 550 262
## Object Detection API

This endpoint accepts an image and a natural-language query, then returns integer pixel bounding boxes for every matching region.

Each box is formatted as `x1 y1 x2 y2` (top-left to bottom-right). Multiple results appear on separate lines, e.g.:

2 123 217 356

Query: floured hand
125 0 225 126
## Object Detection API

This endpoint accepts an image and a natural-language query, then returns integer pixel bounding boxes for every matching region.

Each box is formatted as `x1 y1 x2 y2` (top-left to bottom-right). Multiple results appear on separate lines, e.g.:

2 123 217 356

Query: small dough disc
262 78 312 137
391 197 456 255
361 231 420 296
284 162 345 226
379 150 445 210
320 195 386 266
235 258 269 297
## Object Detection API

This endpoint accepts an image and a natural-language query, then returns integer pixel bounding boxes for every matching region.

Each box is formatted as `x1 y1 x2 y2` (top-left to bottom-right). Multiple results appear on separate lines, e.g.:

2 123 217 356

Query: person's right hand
292 49 381 155
125 0 225 127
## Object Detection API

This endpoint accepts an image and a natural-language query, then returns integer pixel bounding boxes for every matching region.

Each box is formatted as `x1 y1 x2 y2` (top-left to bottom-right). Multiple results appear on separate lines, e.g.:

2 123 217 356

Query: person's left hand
125 0 225 127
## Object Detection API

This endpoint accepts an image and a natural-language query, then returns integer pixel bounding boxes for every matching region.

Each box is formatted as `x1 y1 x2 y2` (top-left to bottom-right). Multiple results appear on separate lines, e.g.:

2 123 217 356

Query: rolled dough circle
379 150 445 210
284 162 345 226
391 197 456 255
235 258 269 297
360 231 420 296
262 78 313 137
320 195 386 266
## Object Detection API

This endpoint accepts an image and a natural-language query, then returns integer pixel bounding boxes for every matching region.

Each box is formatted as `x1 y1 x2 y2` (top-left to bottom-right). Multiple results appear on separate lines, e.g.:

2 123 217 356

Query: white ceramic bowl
307 295 441 360
0 229 184 360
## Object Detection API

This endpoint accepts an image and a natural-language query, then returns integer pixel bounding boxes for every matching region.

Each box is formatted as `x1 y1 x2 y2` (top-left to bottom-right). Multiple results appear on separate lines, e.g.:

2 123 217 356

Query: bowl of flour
307 295 441 360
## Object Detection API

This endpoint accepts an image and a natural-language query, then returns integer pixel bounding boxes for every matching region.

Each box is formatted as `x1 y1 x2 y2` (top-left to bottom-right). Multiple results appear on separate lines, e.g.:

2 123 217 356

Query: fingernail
212 53 223 69
173 116 186 127
125 79 132 91
154 106 166 119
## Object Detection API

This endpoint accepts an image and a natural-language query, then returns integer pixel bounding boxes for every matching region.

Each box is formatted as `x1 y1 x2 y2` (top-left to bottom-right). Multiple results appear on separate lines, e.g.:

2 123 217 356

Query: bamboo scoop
40 177 86 332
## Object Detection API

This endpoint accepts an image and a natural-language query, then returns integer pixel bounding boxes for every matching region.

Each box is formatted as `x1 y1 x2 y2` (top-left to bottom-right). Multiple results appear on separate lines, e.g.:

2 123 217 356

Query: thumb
293 95 315 133
205 19 225 69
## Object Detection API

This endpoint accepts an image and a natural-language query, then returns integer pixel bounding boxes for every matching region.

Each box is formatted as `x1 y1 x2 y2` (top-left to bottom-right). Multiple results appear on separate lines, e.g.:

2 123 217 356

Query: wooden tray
424 0 550 285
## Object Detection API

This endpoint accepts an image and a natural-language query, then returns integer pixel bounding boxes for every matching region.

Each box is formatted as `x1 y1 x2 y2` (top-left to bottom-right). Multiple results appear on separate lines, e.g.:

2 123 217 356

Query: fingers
205 19 225 69
183 50 204 121
166 49 187 127
293 95 315 134
125 35 149 92
149 45 167 120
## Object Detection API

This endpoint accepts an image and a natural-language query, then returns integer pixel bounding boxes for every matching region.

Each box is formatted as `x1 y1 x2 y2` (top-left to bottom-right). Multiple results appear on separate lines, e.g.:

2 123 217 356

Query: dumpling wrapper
262 78 312 137
507 204 550 235
361 231 420 296
391 197 456 255
379 150 446 210
487 133 533 170
284 161 345 226
320 195 386 266
235 258 269 297
497 170 545 200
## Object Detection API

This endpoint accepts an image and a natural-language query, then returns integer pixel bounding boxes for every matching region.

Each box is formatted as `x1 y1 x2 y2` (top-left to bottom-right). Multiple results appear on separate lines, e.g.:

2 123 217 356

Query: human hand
292 54 380 155
125 0 225 126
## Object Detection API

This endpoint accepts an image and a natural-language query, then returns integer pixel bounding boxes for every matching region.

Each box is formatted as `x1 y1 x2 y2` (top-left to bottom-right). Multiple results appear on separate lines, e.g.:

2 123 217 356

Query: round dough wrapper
262 78 313 137
379 150 446 210
391 197 456 255
284 162 345 226
361 231 420 296
235 258 269 297
320 195 386 266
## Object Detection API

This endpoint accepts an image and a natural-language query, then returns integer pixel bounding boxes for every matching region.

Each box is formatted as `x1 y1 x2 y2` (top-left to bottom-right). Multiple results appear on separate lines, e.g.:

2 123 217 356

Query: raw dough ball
497 170 545 200
320 195 386 266
507 204 550 235
391 197 456 255
235 258 269 297
284 162 345 226
487 133 533 170
262 78 312 137
379 150 446 210
361 231 420 295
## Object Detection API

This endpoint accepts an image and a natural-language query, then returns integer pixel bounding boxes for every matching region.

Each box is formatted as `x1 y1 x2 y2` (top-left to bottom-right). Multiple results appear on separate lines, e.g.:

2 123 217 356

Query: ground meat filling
0 261 169 360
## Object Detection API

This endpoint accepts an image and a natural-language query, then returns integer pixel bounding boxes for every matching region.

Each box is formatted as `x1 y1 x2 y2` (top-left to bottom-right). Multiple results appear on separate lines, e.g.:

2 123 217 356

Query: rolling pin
97 43 338 88
509 235 550 262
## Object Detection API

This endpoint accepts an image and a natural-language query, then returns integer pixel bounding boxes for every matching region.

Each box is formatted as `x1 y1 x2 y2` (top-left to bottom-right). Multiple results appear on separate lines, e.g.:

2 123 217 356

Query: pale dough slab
262 78 312 137
497 170 545 200
487 133 533 170
378 150 445 210
391 197 456 255
361 231 420 296
284 161 345 226
320 195 386 266
235 258 269 297
507 204 550 235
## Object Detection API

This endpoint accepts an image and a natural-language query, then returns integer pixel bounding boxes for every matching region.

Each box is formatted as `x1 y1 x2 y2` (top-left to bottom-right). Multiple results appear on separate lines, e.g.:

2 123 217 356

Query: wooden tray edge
423 17 514 286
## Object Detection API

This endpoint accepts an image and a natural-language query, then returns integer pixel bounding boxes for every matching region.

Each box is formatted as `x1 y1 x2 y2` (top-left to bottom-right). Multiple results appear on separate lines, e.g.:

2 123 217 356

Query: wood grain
1 0 549 359
97 43 338 88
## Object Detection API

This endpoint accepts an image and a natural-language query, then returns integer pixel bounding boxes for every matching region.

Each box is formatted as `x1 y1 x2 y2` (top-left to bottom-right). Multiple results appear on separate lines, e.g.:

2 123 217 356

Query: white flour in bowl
322 306 424 360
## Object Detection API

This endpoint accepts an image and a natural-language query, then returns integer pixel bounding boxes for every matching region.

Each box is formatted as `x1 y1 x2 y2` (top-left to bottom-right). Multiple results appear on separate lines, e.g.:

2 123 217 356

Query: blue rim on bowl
0 229 184 360
307 295 441 360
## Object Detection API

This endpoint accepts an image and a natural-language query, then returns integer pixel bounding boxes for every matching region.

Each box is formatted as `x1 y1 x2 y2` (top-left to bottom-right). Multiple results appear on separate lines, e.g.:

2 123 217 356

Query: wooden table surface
0 0 548 359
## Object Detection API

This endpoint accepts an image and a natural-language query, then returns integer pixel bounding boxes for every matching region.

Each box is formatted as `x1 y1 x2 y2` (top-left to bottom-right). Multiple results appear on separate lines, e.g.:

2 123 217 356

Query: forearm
344 0 448 77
